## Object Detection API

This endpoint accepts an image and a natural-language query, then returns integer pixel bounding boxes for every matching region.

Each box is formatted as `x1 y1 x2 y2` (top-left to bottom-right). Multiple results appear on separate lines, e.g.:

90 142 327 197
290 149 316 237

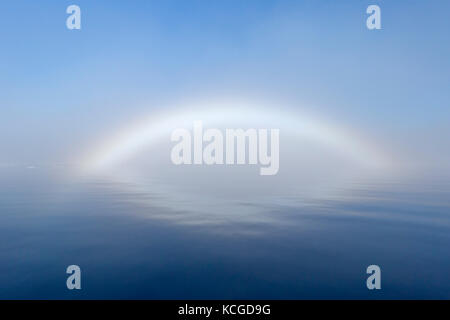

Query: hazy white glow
82 100 389 173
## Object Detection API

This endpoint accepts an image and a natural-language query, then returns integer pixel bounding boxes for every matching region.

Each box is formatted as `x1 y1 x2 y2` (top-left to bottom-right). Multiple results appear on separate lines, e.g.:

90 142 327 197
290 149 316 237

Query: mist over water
1 166 449 299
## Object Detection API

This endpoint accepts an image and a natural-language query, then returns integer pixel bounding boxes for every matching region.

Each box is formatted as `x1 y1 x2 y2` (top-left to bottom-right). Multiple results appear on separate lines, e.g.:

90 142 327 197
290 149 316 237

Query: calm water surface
0 167 449 299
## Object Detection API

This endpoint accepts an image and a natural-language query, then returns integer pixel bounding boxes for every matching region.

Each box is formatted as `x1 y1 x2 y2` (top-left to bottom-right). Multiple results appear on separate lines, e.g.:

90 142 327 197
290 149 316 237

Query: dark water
1 167 449 299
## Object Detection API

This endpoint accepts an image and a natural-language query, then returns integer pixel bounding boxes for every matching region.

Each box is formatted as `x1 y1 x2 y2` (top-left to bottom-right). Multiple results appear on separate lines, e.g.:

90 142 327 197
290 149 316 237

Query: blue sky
0 0 449 166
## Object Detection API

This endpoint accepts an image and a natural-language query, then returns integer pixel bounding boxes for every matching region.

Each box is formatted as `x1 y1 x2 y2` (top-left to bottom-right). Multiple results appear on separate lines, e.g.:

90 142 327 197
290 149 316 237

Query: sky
0 0 449 170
